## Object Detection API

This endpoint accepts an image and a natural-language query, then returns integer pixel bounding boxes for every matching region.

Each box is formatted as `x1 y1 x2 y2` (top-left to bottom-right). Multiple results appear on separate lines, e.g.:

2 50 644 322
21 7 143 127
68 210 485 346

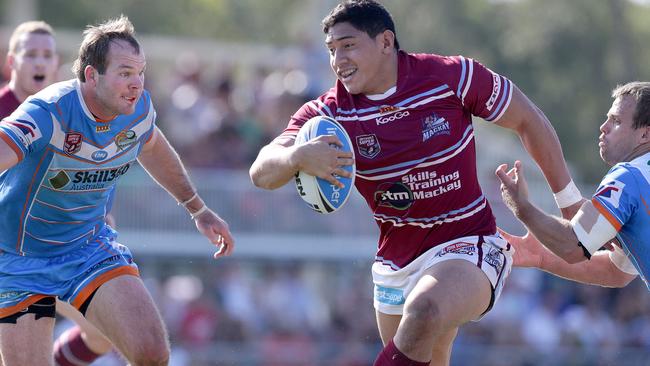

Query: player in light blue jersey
0 15 234 365
496 81 650 290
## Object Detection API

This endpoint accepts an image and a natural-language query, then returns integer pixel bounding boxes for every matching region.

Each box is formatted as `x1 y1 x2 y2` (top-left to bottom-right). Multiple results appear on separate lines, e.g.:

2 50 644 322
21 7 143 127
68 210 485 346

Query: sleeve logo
594 179 625 208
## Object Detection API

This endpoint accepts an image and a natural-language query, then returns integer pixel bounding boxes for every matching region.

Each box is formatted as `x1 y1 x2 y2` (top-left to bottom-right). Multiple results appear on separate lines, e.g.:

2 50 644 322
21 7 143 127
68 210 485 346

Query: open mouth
33 74 45 82
338 68 357 81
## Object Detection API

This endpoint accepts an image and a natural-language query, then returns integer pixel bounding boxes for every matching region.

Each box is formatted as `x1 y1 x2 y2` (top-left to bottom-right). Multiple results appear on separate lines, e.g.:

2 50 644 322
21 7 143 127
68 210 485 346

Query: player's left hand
498 228 545 268
193 208 235 259
495 160 530 218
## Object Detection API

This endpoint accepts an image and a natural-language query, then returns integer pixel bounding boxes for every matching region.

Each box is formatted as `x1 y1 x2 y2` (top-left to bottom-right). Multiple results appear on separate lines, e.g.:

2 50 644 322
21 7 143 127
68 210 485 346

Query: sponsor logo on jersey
595 179 625 208
64 132 83 154
376 110 409 125
374 182 414 210
486 72 501 111
115 130 137 150
91 150 109 161
484 247 504 273
49 171 70 189
401 169 462 198
422 113 450 141
96 124 110 133
435 242 476 257
356 134 381 159
374 285 405 305
48 163 131 191
379 105 399 114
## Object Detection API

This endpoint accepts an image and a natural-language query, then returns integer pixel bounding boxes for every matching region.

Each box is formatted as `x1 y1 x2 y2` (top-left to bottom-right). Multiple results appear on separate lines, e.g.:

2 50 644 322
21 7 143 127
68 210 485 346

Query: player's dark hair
322 0 400 50
72 15 140 82
612 81 650 129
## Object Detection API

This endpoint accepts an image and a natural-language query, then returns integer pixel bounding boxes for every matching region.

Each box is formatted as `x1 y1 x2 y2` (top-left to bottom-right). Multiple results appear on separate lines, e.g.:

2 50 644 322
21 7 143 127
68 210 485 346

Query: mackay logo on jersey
64 132 83 154
356 134 381 159
595 179 625 209
421 113 450 142
401 169 461 198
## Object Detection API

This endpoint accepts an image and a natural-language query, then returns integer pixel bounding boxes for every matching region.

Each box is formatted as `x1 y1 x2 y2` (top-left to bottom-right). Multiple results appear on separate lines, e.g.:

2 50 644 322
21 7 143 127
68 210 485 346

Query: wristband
553 180 582 209
178 193 197 207
190 205 209 220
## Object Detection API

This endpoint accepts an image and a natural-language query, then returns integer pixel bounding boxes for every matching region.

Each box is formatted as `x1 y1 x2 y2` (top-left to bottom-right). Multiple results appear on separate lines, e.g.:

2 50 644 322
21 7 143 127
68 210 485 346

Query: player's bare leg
84 275 169 365
0 314 55 365
376 313 457 365
377 259 491 365
56 300 112 353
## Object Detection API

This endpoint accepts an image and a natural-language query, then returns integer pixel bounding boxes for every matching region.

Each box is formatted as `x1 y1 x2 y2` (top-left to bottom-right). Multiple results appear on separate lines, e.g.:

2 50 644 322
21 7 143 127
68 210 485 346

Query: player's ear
84 65 97 84
641 125 650 143
380 30 395 53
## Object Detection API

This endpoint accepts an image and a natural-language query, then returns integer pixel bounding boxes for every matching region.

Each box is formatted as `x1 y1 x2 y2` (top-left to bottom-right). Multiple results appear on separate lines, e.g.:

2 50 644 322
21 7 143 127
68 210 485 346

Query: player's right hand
292 134 354 188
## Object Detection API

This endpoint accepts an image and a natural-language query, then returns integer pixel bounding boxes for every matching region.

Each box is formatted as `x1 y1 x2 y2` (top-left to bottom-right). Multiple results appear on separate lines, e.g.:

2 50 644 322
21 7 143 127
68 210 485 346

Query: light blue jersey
592 152 650 289
0 79 155 257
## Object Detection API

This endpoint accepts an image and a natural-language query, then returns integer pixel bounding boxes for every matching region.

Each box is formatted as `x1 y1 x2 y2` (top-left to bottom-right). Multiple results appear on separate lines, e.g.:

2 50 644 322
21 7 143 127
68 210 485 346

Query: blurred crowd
56 258 650 366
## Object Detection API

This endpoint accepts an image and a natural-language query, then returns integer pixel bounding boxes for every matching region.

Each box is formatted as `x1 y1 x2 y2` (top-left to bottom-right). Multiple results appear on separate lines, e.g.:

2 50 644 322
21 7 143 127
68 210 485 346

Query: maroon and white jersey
277 51 513 269
0 85 21 120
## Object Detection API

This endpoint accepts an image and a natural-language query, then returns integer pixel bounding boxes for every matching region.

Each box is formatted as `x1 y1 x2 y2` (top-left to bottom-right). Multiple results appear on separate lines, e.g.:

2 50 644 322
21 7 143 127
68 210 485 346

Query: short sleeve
445 56 513 122
591 165 637 231
0 100 52 160
272 91 337 145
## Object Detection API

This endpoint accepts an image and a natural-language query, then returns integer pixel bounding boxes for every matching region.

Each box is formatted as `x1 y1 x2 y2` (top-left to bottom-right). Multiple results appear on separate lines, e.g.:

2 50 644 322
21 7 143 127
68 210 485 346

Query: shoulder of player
28 79 78 107
602 162 647 194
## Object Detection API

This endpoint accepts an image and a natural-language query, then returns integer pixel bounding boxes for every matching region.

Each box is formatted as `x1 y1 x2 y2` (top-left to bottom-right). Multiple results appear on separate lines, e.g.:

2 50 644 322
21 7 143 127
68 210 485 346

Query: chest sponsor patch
374 182 414 210
422 113 450 141
64 132 83 154
356 134 381 159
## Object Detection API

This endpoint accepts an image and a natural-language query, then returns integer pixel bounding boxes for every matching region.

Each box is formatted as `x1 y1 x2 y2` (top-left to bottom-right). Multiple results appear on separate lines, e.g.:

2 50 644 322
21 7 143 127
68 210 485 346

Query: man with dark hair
250 1 580 365
497 81 650 291
0 15 234 365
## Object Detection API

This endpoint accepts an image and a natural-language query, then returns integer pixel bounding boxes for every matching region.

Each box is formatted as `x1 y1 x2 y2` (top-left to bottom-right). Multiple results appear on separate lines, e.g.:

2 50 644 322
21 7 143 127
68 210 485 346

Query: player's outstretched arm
500 229 636 287
494 85 582 219
496 161 586 264
138 127 234 258
250 135 353 190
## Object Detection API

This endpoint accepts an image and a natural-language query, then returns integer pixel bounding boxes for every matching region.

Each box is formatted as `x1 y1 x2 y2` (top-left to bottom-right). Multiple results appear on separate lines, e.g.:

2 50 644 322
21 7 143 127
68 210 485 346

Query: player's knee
403 293 443 326
132 343 169 366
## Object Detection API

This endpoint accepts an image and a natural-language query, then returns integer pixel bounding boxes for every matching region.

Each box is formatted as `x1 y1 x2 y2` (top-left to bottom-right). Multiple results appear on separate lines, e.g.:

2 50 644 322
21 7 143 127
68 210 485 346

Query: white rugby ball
294 116 355 214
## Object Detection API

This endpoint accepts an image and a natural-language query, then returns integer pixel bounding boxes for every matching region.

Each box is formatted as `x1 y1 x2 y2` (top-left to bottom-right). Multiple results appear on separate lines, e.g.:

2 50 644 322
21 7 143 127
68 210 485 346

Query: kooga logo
376 110 409 125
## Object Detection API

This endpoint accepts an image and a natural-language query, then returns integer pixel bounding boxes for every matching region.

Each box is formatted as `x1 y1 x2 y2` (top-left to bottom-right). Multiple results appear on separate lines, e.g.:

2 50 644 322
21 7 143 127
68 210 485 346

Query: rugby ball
294 116 355 214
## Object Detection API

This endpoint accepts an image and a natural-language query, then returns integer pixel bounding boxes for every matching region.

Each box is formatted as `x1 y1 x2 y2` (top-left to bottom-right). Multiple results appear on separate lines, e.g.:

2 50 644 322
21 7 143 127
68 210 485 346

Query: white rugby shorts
372 234 513 318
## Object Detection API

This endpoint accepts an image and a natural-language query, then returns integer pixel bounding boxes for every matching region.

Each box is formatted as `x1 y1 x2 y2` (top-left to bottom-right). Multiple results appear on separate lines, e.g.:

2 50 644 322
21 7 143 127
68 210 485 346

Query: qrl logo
376 111 410 125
